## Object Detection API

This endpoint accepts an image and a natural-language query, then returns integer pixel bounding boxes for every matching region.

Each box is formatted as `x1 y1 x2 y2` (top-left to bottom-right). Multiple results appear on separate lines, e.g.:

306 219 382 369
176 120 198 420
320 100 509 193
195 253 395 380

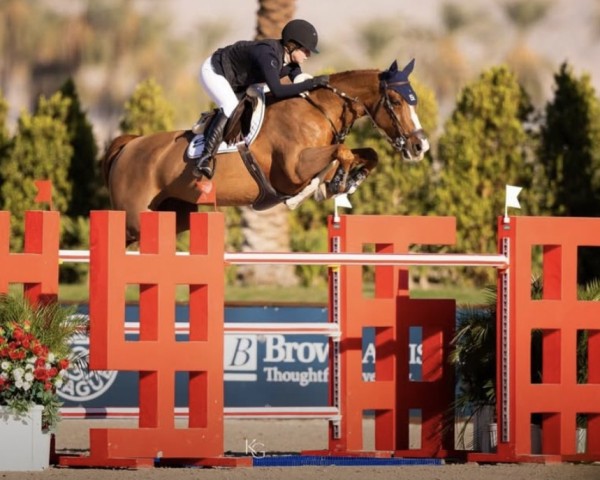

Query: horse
102 59 430 245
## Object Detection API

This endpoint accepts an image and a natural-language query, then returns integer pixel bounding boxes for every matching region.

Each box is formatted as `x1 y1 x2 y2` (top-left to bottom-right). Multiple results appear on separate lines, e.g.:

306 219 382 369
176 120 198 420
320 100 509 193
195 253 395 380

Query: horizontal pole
60 406 340 421
119 322 340 338
60 249 508 268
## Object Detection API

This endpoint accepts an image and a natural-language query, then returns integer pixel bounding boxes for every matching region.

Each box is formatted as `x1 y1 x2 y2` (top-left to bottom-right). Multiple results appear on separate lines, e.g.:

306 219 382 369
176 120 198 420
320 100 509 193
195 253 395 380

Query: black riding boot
193 110 228 179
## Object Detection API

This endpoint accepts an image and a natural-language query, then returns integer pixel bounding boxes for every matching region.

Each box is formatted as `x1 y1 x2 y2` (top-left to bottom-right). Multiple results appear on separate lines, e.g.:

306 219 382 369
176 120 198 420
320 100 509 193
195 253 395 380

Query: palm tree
236 0 298 287
501 0 554 105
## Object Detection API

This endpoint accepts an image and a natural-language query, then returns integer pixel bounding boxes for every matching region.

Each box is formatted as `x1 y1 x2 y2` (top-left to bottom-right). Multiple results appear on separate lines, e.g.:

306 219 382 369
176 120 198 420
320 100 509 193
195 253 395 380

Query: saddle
186 85 266 159
187 85 289 210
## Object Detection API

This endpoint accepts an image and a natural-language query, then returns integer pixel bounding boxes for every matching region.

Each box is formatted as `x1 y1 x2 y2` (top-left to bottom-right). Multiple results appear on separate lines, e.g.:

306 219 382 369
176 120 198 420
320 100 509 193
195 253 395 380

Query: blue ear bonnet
379 59 418 106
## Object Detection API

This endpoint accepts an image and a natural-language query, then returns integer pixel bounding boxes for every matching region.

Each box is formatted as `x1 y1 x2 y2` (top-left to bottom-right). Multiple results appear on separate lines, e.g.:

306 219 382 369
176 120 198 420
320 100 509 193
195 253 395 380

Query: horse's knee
335 144 355 165
351 147 378 161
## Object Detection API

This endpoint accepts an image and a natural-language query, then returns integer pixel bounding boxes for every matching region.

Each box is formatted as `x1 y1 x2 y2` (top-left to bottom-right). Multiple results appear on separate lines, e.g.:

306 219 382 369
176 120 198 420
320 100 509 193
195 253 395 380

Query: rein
302 88 357 144
303 81 419 149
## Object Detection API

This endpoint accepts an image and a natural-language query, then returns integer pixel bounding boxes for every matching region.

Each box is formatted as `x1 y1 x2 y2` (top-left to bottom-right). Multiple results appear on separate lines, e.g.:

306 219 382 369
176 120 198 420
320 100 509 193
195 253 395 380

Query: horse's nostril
415 142 423 153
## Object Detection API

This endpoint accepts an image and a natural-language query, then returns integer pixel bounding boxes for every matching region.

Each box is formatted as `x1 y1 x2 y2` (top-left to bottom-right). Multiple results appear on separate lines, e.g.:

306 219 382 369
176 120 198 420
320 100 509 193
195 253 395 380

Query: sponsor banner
58 306 423 409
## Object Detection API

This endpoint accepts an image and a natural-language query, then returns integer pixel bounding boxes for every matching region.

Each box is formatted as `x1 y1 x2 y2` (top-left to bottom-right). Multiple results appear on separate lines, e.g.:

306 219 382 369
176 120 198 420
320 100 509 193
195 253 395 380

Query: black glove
311 75 330 88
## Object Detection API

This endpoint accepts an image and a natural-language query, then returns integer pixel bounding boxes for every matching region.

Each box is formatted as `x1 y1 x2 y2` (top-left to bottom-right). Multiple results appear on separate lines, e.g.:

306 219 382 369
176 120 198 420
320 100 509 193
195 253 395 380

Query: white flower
24 371 34 382
54 379 63 389
14 379 24 389
25 363 34 371
1 361 10 371
58 370 67 378
0 372 8 380
26 356 36 364
48 352 56 363
12 368 25 380
22 381 31 391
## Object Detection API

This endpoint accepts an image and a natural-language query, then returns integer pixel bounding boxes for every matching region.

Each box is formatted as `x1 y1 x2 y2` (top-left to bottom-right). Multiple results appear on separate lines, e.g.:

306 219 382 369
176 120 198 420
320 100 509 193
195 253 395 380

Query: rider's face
291 47 310 64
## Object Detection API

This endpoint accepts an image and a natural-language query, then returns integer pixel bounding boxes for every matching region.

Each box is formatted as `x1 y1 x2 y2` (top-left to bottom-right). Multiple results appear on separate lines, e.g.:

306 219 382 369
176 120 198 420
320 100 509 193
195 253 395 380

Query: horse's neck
330 70 380 111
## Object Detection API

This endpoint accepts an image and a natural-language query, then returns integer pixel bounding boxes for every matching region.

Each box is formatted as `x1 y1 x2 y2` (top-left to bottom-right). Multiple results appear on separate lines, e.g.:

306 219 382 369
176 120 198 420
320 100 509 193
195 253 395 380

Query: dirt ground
1 419 599 480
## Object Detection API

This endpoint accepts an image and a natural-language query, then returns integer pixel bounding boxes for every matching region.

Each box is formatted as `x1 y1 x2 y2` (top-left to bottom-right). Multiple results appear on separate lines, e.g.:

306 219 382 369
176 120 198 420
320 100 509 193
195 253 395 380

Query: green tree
0 89 12 204
435 65 535 285
59 78 104 216
537 62 600 283
119 78 174 135
501 0 554 106
0 92 73 247
538 62 600 216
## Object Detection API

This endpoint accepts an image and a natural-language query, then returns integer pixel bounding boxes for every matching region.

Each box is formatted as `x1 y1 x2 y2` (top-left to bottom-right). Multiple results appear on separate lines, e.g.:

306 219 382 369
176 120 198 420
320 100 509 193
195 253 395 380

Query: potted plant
450 278 596 453
449 285 497 451
0 293 85 470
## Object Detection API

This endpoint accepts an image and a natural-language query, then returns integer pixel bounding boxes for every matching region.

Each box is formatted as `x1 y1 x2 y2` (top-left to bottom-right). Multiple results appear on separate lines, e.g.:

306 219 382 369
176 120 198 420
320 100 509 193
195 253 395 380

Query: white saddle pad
187 85 267 159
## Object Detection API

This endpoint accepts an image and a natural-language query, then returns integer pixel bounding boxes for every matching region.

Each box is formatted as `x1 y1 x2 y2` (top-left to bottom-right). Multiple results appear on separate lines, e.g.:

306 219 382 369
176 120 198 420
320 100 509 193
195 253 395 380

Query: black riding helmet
282 19 319 54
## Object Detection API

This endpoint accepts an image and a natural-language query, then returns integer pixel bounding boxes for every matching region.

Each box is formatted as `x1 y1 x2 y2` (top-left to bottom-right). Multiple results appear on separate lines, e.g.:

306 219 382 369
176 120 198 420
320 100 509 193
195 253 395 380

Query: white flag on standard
333 194 353 223
505 185 522 209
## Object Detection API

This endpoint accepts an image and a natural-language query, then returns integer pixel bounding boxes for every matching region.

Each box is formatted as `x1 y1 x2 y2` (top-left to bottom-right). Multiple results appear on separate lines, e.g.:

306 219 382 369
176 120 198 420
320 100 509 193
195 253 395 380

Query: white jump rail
122 321 340 338
60 406 340 421
59 249 509 269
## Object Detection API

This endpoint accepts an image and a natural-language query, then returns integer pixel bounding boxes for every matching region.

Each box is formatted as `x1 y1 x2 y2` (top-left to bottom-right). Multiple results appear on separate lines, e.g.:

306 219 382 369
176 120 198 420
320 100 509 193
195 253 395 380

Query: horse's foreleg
294 144 355 184
325 147 379 196
345 147 378 193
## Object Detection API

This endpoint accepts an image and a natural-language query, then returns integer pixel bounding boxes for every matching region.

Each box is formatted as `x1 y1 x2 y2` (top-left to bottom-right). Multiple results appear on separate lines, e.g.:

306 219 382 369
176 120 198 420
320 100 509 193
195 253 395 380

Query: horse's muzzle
399 130 429 162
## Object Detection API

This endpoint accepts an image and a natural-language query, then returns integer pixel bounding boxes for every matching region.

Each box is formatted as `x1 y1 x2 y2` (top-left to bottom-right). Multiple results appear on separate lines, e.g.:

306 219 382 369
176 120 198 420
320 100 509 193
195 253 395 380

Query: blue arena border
253 455 444 467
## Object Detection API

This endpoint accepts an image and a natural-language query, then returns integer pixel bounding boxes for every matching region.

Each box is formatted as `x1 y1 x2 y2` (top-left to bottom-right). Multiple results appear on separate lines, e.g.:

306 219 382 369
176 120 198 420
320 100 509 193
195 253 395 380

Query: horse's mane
330 69 380 82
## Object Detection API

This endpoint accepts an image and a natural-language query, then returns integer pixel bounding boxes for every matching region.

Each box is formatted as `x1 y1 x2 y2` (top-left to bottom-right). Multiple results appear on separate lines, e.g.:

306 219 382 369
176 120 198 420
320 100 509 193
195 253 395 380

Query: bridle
374 79 425 151
302 79 423 151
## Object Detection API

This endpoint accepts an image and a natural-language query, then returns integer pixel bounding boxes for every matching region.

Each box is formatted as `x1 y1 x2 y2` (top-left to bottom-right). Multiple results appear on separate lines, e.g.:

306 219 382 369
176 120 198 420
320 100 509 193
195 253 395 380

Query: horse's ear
388 60 398 73
402 58 415 77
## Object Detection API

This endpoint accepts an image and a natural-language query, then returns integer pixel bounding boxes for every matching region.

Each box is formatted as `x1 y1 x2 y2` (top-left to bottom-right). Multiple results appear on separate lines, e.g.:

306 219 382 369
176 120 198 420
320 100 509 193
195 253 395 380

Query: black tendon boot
193 109 228 179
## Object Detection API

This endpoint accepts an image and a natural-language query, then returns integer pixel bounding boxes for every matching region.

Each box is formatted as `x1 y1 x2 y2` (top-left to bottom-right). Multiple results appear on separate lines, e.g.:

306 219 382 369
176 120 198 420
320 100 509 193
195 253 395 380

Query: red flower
34 368 48 381
32 343 46 357
58 358 69 370
44 382 53 391
8 348 24 360
12 327 24 340
35 357 46 368
48 367 58 378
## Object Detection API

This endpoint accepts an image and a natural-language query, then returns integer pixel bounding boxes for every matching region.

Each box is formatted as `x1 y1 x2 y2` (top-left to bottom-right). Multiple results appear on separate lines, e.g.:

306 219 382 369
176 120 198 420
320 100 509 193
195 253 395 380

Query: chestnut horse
103 59 429 244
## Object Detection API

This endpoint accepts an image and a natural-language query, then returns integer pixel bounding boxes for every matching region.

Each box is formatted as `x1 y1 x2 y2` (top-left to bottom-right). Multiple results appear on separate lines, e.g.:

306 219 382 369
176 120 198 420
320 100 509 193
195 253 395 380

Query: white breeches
199 56 239 118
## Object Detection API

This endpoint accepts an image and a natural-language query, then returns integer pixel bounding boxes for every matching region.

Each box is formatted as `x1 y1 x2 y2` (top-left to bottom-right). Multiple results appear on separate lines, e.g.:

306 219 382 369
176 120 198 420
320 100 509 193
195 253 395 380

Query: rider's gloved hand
311 75 330 88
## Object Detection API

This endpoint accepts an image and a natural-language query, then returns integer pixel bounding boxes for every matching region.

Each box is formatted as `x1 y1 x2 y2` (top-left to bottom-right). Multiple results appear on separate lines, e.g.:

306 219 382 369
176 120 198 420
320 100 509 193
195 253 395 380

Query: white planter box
0 405 51 471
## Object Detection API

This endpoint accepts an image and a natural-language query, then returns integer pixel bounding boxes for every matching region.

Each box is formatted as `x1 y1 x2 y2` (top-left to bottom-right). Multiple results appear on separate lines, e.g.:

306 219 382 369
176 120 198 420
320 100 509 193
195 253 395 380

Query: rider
192 19 329 179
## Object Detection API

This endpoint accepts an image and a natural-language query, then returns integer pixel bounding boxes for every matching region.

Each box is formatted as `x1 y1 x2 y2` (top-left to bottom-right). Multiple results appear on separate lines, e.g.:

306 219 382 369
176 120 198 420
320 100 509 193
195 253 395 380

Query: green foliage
0 92 73 248
537 62 600 216
119 78 174 135
435 65 535 285
0 89 11 193
59 78 105 216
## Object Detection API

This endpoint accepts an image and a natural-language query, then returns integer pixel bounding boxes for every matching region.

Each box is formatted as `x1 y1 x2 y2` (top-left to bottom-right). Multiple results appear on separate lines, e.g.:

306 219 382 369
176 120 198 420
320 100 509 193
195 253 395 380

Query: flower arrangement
0 294 85 431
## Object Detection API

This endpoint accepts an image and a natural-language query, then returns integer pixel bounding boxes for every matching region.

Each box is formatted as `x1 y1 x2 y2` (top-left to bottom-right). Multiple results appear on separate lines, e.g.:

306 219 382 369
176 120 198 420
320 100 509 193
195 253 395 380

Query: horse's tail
101 134 139 186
